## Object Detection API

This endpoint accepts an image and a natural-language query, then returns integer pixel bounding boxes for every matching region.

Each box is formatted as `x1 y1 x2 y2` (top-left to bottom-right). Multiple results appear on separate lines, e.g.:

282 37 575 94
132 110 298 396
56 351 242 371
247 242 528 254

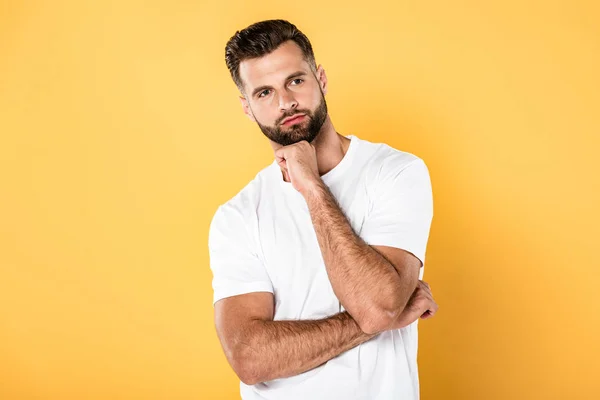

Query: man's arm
215 291 376 386
272 141 424 335
303 181 420 335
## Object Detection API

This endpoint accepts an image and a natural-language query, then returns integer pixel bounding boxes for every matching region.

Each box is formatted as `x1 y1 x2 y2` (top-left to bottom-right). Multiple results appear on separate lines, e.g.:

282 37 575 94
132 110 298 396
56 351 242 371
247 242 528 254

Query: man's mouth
281 114 307 126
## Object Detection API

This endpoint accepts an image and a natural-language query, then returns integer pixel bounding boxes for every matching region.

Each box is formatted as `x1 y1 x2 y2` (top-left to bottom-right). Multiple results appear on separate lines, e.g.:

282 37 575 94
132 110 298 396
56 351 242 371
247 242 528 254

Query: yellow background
1 1 599 399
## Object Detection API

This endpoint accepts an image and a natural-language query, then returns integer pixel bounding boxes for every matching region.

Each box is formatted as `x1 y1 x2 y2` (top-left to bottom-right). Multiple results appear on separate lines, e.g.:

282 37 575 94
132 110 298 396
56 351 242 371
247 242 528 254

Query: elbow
232 361 259 386
355 292 406 334
237 369 262 386
230 345 264 386
358 277 417 334
356 305 400 335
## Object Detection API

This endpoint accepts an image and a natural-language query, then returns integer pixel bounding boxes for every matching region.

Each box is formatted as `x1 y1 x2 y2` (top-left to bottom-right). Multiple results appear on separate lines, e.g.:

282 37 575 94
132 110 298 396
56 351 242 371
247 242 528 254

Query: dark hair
225 19 317 94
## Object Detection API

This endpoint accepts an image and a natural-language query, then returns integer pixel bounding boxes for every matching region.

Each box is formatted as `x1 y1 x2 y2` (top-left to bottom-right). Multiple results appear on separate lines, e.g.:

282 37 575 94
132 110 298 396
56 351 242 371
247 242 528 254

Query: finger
418 297 437 313
417 286 432 300
275 142 302 157
274 147 290 161
422 294 433 305
427 301 439 316
275 153 287 163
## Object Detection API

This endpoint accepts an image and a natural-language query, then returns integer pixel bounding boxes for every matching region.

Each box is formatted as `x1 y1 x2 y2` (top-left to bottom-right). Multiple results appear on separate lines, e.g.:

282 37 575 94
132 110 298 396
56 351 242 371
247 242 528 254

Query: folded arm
303 181 421 334
214 291 377 386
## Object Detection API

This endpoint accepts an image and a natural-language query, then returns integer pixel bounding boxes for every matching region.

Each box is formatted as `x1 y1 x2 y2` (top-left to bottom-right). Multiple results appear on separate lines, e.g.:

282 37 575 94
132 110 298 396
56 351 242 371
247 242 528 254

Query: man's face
238 40 328 146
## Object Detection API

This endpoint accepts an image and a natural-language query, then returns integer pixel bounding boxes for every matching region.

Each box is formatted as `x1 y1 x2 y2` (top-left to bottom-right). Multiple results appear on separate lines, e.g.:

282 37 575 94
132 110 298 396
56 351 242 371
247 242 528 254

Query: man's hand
274 141 321 195
390 280 438 330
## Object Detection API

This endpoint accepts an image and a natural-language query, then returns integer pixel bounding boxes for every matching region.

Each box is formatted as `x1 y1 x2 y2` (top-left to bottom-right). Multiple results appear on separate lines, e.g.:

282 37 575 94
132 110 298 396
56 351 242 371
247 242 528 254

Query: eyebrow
251 71 307 98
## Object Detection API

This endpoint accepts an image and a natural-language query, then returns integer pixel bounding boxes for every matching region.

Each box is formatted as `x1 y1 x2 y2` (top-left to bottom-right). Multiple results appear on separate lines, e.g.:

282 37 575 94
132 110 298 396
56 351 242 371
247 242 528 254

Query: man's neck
312 118 351 176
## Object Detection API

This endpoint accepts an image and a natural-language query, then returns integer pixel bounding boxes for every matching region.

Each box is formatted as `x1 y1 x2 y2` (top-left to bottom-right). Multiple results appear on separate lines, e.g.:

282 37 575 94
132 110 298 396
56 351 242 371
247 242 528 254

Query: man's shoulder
356 135 426 177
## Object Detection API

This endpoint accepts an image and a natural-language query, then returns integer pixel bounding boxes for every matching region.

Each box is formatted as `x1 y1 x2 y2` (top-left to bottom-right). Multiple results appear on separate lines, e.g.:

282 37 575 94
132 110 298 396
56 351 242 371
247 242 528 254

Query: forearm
235 311 375 385
303 181 409 332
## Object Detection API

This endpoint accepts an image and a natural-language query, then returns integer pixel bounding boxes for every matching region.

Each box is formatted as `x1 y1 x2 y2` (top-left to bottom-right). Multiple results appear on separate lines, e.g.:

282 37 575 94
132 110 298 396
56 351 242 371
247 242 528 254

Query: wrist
301 178 326 200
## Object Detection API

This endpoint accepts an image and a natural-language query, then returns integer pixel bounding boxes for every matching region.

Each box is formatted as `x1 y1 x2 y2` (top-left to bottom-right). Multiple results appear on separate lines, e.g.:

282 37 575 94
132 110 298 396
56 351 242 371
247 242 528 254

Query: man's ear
316 64 328 96
239 96 256 122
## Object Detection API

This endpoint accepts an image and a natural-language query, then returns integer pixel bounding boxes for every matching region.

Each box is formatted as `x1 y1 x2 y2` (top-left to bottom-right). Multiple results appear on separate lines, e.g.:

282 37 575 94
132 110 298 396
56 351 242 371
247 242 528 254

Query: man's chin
287 130 317 145
260 124 319 146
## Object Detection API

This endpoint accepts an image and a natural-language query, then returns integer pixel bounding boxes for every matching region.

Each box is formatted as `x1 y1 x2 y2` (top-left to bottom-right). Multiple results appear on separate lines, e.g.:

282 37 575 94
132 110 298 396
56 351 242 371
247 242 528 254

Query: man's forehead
239 41 311 92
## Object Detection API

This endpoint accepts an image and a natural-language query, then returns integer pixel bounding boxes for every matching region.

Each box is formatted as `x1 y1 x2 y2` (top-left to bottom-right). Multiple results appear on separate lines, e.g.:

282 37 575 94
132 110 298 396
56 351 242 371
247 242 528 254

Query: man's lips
281 114 306 125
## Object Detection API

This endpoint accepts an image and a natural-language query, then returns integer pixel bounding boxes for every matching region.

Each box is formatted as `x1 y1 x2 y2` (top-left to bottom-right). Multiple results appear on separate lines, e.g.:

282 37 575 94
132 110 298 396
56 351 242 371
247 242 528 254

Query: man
208 19 438 400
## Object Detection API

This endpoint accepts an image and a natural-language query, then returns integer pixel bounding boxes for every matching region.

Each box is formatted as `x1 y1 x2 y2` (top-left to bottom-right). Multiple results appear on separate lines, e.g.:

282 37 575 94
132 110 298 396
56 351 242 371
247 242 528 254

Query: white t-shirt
208 134 434 400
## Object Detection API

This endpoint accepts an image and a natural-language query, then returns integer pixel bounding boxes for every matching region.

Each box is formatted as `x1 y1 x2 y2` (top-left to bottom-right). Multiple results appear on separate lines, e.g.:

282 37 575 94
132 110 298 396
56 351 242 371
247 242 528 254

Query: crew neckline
275 134 358 190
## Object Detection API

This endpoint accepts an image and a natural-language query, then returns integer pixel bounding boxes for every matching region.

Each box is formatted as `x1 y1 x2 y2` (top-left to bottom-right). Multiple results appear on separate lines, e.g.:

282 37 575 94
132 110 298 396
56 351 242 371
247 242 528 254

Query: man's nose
279 90 298 111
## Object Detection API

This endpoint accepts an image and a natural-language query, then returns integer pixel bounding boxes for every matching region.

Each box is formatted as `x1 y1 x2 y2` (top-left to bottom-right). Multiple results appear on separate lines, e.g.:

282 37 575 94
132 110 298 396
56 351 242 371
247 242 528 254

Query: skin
214 40 438 385
237 40 349 177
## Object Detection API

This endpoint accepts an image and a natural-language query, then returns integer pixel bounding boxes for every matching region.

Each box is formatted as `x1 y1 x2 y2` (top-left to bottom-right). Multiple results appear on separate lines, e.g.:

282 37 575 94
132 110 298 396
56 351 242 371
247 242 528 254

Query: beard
255 94 328 147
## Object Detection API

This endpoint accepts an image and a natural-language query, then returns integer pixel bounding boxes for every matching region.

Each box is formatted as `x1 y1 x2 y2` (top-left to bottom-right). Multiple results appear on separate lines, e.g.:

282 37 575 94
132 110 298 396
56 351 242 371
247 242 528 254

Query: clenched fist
274 140 321 196
391 280 438 329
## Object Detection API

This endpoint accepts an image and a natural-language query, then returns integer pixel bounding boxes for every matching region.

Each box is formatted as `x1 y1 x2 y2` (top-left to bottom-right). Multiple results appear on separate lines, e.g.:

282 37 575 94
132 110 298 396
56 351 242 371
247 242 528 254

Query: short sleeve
360 158 434 267
208 204 274 305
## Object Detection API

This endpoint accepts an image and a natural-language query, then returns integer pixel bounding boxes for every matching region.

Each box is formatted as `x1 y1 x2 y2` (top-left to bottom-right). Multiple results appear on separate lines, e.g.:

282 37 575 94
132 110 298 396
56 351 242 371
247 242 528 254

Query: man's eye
291 78 303 85
258 90 270 98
